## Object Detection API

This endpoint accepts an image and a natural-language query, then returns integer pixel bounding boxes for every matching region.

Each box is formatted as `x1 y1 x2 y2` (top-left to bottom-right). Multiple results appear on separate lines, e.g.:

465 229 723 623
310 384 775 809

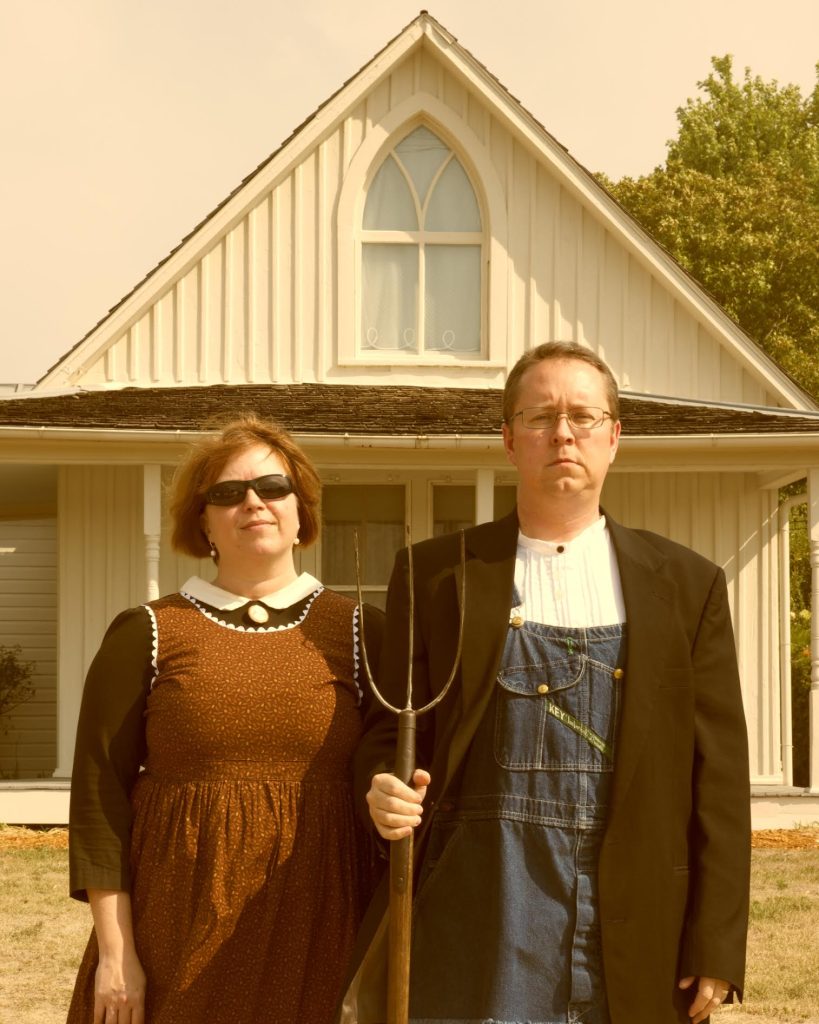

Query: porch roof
2 384 819 437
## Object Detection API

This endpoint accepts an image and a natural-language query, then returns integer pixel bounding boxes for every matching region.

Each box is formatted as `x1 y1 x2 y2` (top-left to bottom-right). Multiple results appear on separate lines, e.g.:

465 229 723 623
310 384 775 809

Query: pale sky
2 0 818 383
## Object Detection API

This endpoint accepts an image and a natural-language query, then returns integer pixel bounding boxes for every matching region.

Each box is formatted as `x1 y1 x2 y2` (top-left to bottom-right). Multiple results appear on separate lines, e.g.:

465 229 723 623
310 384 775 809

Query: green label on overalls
546 700 612 758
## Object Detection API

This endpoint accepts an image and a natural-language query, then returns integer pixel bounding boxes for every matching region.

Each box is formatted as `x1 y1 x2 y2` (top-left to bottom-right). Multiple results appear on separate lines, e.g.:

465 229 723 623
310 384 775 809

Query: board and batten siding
0 519 58 777
77 47 782 408
602 471 783 784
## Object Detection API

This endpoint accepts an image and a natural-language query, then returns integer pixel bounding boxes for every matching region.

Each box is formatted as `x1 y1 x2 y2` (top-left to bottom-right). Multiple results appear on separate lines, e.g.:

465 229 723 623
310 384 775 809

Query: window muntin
361 126 483 356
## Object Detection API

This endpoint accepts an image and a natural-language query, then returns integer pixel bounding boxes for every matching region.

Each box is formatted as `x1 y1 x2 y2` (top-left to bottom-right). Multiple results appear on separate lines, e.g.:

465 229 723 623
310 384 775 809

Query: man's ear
609 419 621 462
502 422 517 466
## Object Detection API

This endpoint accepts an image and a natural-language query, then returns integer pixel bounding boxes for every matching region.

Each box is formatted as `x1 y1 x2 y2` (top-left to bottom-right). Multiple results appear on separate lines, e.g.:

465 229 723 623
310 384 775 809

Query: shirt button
537 683 550 694
556 545 565 553
510 614 524 628
613 668 624 680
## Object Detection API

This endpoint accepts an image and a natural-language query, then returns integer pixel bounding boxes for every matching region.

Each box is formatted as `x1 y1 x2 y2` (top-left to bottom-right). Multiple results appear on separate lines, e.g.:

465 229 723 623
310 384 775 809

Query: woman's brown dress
67 586 377 1023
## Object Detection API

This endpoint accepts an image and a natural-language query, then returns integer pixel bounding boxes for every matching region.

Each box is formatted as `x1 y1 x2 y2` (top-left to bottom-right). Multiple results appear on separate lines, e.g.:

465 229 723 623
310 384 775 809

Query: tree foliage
669 55 819 189
0 645 34 727
600 56 819 402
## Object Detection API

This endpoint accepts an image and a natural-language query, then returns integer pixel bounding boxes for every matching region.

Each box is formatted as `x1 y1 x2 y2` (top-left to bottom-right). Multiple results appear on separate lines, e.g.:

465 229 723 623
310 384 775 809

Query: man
342 342 750 1024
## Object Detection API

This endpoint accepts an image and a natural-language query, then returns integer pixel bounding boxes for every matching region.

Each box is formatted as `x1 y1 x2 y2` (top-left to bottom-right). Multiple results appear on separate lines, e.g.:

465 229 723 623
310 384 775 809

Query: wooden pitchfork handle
387 708 416 1024
355 530 466 1024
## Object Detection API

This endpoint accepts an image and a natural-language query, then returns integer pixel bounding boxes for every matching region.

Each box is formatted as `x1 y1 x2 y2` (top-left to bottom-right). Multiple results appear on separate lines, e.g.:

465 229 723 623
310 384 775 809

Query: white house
1 12 818 824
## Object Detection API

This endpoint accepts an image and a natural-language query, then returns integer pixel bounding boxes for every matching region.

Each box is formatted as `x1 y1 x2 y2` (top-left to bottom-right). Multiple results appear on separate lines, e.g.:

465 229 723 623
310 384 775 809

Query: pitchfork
354 528 466 1024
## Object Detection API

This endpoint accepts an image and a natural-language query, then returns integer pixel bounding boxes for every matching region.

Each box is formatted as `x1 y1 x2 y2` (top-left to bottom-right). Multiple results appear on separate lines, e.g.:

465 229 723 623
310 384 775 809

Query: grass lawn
1 826 817 1023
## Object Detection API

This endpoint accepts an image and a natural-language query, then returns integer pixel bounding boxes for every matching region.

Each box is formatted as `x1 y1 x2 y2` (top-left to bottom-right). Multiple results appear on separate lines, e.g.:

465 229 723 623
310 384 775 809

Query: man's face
502 358 620 504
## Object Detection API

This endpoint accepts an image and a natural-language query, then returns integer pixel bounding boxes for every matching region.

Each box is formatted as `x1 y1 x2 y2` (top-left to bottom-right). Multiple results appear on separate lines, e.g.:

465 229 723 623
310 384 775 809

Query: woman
67 415 382 1024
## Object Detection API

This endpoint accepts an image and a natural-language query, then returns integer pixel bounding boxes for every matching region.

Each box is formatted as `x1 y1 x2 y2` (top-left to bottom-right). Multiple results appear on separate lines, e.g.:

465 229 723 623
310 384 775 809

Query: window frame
360 128 485 357
337 96 508 369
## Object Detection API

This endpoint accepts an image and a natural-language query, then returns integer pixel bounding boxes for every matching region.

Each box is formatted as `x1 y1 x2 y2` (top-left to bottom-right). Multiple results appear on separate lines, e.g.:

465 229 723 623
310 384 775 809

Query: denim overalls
409 590 626 1024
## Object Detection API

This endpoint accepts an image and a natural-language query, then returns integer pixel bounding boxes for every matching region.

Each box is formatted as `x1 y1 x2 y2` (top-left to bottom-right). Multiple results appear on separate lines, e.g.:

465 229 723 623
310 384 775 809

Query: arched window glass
394 126 449 203
363 158 417 231
426 159 481 231
360 126 484 355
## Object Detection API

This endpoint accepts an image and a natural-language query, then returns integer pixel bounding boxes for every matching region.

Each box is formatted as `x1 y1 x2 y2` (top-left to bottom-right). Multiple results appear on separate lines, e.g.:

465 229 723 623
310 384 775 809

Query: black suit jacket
342 510 750 1024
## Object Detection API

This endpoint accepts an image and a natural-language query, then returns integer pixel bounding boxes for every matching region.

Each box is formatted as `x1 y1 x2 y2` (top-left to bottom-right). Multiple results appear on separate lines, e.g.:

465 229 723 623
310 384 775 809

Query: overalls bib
409 594 626 1024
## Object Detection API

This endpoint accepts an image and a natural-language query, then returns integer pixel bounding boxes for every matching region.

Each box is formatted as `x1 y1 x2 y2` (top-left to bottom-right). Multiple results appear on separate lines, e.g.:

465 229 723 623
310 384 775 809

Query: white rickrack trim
179 586 324 632
142 604 160 691
352 605 364 706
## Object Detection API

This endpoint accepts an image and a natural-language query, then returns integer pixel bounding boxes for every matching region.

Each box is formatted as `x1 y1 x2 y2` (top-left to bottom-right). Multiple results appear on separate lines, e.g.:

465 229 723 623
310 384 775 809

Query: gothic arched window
360 126 484 356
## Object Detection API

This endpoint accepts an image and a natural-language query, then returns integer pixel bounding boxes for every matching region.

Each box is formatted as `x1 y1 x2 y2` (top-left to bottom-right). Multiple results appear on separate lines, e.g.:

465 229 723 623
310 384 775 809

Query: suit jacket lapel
606 514 678 814
438 511 518 791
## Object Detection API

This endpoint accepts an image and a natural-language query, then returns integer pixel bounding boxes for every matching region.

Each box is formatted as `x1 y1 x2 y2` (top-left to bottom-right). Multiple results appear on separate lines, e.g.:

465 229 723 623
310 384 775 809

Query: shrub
0 645 35 730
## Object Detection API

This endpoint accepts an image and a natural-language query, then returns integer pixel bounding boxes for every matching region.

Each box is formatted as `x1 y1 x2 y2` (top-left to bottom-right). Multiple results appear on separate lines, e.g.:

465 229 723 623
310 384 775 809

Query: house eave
0 425 818 450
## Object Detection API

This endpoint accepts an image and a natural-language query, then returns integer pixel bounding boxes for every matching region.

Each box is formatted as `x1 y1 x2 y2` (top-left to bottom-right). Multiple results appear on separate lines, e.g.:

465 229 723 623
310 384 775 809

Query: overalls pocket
495 647 588 770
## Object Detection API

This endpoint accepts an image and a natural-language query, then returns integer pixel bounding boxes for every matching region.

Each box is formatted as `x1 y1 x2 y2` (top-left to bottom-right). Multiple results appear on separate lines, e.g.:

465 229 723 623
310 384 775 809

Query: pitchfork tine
354 528 465 719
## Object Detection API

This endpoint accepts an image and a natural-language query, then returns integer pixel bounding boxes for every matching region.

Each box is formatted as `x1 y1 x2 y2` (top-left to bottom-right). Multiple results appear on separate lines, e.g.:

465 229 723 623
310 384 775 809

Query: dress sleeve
68 606 154 902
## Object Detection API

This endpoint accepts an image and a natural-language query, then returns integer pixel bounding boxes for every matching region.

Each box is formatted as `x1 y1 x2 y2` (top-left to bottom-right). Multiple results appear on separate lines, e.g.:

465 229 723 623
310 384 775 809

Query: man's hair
169 413 322 558
502 341 620 423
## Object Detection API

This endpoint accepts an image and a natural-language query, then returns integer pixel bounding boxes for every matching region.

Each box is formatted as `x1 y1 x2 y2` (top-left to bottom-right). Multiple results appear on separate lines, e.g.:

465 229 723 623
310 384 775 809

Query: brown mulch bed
0 826 69 850
750 825 819 849
1 825 818 851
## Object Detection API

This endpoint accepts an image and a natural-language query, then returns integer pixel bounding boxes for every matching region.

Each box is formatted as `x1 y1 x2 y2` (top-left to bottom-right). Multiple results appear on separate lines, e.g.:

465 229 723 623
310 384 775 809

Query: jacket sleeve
679 567 751 996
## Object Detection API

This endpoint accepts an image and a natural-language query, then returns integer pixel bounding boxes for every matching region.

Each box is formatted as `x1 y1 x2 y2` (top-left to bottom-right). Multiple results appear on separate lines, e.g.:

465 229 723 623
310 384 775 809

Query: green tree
600 56 819 402
669 55 819 190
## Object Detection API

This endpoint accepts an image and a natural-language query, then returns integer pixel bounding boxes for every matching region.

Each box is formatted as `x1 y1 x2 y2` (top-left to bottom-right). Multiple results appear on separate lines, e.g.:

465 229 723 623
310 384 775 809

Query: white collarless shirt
513 516 625 628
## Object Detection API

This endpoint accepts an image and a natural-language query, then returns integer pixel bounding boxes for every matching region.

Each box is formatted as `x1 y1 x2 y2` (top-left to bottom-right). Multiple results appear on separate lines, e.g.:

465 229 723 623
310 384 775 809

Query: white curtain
425 245 480 351
362 244 418 350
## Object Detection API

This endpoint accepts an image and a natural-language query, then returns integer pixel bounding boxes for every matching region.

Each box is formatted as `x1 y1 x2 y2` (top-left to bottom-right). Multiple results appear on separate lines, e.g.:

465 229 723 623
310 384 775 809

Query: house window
320 485 405 610
361 126 484 357
432 485 474 536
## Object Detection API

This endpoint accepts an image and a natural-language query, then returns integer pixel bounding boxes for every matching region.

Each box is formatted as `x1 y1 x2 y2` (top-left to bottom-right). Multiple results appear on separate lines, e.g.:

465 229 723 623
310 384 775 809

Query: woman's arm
87 889 146 1024
69 607 154 900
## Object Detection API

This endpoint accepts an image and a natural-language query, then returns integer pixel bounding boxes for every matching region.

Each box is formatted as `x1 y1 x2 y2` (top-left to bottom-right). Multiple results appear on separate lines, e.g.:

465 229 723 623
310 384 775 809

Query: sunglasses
204 474 294 507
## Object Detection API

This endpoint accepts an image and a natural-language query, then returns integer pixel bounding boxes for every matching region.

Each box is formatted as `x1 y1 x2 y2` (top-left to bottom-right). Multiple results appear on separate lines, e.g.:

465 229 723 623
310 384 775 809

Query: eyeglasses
204 474 294 506
508 406 612 430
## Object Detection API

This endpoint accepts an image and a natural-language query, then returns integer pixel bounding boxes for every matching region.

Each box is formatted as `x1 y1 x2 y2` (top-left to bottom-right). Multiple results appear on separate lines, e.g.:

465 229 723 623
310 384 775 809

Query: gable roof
34 12 814 412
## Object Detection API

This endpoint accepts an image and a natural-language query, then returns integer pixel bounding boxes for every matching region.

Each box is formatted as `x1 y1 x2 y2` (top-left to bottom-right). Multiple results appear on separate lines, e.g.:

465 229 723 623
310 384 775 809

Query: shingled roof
2 384 819 437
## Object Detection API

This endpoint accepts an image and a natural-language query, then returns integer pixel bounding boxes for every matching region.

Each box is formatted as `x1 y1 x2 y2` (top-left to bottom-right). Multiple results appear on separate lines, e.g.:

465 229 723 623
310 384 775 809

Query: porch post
808 469 819 794
144 465 162 602
778 499 795 787
475 468 495 525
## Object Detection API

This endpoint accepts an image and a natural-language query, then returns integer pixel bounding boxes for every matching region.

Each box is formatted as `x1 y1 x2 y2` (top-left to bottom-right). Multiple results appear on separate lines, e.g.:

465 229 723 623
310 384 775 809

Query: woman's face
200 444 301 575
